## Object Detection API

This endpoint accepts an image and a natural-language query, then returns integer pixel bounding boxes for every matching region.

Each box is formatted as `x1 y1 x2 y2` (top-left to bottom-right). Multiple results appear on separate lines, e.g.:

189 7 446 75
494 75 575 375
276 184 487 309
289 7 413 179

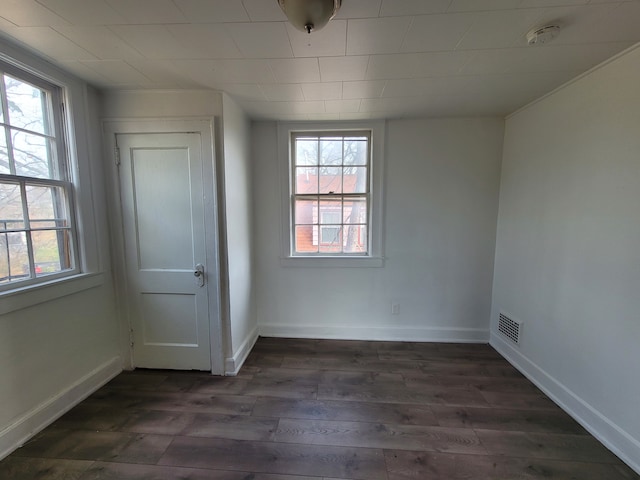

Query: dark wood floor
1 337 638 479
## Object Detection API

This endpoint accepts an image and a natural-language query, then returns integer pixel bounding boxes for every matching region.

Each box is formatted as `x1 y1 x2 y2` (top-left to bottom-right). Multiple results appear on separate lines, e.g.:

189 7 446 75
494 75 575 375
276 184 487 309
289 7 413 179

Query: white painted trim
260 324 489 343
280 256 384 268
0 356 121 461
507 42 640 119
491 333 640 475
224 325 259 376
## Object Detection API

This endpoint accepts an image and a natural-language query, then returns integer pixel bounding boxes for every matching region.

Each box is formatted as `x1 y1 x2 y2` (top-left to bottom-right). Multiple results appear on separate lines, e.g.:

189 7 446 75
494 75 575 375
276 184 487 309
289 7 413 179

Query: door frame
103 118 225 374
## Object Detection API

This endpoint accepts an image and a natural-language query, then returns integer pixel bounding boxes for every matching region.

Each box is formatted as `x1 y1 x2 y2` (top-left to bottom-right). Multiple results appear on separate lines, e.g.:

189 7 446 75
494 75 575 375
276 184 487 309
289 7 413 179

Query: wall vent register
498 312 522 345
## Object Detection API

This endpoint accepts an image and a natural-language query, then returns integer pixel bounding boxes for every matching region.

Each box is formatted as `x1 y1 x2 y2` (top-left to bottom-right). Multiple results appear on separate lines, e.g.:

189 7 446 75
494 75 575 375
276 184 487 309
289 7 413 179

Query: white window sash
0 60 80 291
277 120 386 267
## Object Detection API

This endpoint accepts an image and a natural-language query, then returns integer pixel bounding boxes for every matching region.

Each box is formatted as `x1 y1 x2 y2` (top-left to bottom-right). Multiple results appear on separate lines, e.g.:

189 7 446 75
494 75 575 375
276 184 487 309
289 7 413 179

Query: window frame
0 41 102 309
278 121 385 268
0 60 80 291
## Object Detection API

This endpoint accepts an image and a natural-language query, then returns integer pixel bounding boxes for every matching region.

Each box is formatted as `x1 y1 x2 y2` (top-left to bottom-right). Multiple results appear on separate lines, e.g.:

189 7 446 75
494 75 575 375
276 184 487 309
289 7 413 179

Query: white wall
221 94 257 373
252 118 504 341
99 89 223 119
491 45 640 471
0 42 120 458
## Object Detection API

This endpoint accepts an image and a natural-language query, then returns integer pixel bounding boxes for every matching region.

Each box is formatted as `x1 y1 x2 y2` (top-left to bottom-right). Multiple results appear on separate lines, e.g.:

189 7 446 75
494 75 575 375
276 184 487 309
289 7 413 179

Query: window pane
320 138 342 165
343 166 367 193
319 200 341 224
12 130 55 179
26 184 70 228
344 139 368 166
319 166 341 194
4 74 48 135
343 198 367 224
0 182 25 230
320 226 341 244
319 227 342 253
295 138 318 166
32 229 73 276
295 198 317 225
320 211 341 225
344 225 367 253
0 231 29 283
295 225 318 253
0 129 9 174
295 166 318 194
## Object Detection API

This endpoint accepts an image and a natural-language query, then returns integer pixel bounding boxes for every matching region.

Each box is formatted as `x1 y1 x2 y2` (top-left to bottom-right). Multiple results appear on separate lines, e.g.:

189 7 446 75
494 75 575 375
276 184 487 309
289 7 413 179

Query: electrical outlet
391 302 400 315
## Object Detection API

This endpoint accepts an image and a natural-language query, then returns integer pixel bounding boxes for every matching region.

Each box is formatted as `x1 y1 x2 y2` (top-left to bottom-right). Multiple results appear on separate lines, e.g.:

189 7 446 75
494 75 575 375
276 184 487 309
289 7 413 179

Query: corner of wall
224 325 258 376
490 334 640 474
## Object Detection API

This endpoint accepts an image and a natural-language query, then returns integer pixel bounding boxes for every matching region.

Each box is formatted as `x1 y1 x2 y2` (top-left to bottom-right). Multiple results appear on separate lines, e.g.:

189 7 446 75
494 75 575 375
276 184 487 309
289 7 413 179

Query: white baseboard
0 356 122 461
224 325 259 376
259 324 489 343
490 333 640 475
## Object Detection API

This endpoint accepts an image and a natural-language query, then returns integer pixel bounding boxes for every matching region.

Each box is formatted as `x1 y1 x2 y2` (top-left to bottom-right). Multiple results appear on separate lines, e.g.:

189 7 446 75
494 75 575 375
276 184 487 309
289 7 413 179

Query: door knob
194 264 205 287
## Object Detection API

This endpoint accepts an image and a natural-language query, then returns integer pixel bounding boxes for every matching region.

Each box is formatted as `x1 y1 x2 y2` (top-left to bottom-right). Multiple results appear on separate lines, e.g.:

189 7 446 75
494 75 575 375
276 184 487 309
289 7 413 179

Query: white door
117 132 211 370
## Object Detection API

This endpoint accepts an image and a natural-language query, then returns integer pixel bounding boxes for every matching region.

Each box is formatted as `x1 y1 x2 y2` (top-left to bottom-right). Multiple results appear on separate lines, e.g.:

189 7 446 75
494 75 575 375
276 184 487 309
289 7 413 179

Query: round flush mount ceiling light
526 25 561 45
278 0 342 34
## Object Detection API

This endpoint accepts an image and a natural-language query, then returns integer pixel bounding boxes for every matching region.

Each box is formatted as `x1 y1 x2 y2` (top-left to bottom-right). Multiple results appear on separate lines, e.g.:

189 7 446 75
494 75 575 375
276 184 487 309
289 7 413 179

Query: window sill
0 272 105 315
280 256 384 268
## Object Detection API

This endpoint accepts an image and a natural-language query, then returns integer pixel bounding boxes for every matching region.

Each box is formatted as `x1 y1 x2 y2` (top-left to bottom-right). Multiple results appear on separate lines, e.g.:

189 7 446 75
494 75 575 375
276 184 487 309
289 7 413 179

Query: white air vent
498 312 522 345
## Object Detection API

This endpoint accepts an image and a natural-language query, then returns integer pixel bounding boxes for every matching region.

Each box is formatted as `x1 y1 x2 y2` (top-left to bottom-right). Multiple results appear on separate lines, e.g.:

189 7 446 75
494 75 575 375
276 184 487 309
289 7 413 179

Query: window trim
278 120 385 268
0 39 102 303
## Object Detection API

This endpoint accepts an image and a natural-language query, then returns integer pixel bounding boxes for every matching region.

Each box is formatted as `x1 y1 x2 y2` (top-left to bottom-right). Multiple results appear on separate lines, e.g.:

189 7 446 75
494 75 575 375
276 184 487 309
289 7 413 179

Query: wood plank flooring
1 337 638 479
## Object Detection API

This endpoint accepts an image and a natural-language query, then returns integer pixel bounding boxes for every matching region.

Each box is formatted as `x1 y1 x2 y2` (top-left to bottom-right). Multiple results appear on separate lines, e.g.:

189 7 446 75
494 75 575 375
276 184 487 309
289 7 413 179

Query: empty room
0 0 639 479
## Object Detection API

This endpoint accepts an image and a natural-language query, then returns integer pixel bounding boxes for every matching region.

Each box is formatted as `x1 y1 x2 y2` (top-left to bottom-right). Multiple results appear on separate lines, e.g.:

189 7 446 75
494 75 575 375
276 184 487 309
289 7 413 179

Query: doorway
105 120 223 373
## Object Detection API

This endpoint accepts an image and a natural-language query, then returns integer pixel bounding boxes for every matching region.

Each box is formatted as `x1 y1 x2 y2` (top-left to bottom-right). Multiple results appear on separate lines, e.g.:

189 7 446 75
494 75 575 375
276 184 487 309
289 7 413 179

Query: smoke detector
526 25 560 45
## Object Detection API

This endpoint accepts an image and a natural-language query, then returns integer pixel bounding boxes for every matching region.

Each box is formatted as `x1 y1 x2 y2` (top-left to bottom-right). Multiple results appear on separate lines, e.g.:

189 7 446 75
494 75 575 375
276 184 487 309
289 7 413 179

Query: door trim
103 118 225 374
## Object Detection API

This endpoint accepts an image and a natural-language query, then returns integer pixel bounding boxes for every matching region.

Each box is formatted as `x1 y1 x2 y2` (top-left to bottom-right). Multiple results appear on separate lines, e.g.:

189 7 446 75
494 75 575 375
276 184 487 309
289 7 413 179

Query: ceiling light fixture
278 0 342 34
526 25 560 45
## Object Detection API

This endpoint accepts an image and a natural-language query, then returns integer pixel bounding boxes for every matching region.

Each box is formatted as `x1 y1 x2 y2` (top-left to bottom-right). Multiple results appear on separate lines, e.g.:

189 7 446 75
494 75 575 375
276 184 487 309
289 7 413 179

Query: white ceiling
0 0 639 120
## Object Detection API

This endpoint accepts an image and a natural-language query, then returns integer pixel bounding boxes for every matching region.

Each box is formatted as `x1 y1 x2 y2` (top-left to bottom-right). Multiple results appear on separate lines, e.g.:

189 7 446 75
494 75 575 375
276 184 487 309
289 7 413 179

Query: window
292 131 370 255
0 61 78 290
280 121 384 266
